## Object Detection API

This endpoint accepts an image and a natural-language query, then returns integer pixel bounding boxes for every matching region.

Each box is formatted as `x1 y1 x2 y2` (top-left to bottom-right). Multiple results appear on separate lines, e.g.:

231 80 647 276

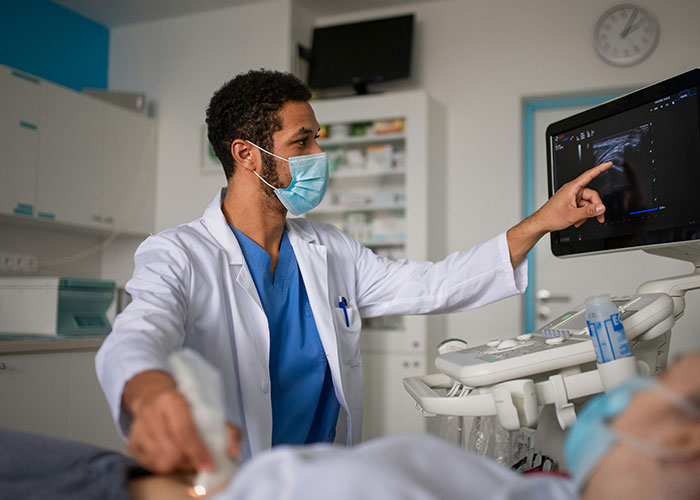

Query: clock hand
626 19 646 35
620 9 638 38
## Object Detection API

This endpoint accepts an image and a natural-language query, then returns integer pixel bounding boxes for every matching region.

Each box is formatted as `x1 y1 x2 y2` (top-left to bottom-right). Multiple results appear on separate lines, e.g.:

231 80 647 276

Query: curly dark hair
206 69 312 179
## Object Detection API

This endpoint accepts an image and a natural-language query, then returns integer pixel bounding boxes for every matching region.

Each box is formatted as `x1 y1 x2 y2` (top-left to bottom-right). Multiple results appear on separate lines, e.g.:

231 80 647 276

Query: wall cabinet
0 348 125 452
0 66 40 217
101 103 157 235
37 81 104 226
0 64 157 235
309 91 447 437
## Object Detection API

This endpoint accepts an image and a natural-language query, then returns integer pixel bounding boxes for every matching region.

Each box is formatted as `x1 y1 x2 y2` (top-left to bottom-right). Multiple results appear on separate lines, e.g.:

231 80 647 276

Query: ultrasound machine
404 68 700 470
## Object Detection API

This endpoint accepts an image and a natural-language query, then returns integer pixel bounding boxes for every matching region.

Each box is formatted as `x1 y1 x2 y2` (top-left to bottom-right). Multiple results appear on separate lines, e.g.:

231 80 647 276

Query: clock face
594 4 659 67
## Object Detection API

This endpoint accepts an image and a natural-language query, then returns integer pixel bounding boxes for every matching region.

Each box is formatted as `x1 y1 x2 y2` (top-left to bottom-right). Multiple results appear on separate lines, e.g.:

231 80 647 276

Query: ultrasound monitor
547 69 700 257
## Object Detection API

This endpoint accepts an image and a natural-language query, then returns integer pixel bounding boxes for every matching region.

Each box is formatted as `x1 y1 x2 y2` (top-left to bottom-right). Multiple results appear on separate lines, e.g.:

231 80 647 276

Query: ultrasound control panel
436 293 673 386
473 336 587 364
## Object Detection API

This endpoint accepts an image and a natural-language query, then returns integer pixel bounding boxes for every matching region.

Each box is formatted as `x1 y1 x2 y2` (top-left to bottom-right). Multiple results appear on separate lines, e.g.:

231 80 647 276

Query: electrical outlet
0 253 14 271
0 253 39 272
25 254 38 271
13 254 25 271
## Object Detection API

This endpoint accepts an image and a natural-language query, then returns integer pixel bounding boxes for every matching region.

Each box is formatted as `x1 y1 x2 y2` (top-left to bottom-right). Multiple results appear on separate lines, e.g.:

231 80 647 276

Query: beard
260 154 282 199
258 154 288 214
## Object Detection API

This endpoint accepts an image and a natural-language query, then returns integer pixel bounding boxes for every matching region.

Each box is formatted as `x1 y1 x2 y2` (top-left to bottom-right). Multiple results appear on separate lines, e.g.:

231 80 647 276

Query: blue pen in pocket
338 296 349 327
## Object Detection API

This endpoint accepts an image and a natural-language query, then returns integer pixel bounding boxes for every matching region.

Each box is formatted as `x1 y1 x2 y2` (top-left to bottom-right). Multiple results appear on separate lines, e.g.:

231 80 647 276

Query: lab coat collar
202 188 245 265
287 217 318 244
202 188 319 264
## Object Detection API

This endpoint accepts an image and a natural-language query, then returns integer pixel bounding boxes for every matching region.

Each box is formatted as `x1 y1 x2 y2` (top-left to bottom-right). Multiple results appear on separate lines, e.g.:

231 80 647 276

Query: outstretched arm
507 161 613 266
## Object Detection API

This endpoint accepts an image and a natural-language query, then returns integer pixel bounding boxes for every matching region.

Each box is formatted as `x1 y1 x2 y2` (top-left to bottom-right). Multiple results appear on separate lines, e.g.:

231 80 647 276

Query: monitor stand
638 241 700 320
352 81 369 95
351 81 384 96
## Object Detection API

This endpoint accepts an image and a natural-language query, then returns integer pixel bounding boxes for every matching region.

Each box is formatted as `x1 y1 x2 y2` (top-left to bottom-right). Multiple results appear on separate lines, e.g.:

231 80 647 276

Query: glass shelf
330 167 406 180
318 132 405 147
310 202 405 215
359 237 406 247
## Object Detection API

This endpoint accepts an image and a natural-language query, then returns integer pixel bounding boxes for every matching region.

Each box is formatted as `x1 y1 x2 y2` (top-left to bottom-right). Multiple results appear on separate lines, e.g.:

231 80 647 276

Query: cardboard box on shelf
366 144 393 170
373 118 404 134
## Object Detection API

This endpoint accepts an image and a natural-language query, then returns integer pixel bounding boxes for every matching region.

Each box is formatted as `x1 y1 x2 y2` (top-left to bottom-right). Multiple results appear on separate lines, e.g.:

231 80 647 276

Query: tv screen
307 14 414 94
546 69 700 257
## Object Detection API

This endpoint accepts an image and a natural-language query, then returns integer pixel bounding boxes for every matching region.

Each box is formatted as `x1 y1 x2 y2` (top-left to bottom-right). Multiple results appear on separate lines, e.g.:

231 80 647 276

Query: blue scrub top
230 225 340 446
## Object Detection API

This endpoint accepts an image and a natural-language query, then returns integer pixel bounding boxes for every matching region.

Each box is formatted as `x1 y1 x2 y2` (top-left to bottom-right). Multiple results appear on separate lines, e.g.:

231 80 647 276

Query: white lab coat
96 189 527 459
214 434 576 500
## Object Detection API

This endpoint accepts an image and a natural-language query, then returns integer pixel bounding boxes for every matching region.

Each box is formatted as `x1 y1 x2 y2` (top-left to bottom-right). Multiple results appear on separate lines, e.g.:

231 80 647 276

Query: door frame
521 91 629 332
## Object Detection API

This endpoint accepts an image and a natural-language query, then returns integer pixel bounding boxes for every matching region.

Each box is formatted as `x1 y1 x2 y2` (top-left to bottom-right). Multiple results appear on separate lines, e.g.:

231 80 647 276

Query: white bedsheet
213 433 577 500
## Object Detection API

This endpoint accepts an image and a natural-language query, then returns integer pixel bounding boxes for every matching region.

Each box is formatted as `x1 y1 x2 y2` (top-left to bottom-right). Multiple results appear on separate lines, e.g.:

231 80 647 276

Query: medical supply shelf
328 167 406 179
308 90 447 439
318 131 405 147
358 237 407 248
310 202 406 214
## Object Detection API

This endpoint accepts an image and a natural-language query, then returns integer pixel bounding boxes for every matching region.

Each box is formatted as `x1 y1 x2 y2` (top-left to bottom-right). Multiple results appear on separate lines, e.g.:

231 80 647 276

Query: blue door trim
522 94 621 332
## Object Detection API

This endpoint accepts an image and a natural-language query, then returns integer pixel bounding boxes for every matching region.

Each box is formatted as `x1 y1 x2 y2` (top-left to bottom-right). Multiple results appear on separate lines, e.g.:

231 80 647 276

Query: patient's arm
128 474 195 500
128 471 234 500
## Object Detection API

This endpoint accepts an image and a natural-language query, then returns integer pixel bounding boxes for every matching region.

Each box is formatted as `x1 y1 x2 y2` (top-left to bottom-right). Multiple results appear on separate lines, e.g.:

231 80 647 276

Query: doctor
96 69 611 474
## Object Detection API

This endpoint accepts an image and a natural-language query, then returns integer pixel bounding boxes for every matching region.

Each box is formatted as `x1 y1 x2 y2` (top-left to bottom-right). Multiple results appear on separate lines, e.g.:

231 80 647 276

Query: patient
2 354 698 500
579 353 700 500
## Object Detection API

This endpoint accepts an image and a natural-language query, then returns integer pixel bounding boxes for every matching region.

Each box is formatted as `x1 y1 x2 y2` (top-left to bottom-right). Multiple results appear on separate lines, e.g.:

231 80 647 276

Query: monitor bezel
546 68 700 258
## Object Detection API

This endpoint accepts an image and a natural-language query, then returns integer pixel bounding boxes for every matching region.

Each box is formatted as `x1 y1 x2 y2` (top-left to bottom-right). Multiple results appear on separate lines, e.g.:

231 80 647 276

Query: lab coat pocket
333 306 361 368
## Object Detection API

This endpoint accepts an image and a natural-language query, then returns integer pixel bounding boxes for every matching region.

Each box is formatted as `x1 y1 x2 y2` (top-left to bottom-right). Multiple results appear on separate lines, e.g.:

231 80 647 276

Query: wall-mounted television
307 14 414 95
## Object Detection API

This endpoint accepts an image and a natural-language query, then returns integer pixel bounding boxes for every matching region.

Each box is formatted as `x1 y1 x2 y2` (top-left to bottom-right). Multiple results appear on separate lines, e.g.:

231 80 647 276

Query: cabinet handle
19 121 38 131
104 216 114 224
13 203 33 216
403 361 409 368
0 362 6 370
93 215 103 222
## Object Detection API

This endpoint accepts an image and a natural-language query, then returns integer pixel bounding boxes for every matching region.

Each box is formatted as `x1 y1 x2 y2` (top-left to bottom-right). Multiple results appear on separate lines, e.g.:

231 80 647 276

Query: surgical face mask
246 140 329 216
565 377 700 489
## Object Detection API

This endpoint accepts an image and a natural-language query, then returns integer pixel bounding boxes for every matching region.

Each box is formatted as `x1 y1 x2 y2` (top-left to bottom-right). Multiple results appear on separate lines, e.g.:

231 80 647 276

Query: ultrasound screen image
593 125 648 166
549 84 700 255
590 124 654 220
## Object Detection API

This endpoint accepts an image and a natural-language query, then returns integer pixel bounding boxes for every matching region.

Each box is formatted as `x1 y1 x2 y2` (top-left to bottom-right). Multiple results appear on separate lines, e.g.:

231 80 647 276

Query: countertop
0 334 107 354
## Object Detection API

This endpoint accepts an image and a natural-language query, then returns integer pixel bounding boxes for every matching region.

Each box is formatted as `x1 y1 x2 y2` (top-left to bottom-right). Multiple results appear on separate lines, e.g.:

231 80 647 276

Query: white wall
0 223 103 279
100 0 294 287
105 0 700 353
315 0 700 355
291 1 316 80
108 0 293 233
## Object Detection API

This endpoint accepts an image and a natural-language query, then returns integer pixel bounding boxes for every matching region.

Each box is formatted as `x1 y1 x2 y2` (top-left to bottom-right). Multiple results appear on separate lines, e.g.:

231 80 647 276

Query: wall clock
594 4 659 67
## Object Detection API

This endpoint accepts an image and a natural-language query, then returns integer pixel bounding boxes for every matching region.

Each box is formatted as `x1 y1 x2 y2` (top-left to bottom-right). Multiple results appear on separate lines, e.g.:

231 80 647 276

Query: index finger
571 161 613 189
